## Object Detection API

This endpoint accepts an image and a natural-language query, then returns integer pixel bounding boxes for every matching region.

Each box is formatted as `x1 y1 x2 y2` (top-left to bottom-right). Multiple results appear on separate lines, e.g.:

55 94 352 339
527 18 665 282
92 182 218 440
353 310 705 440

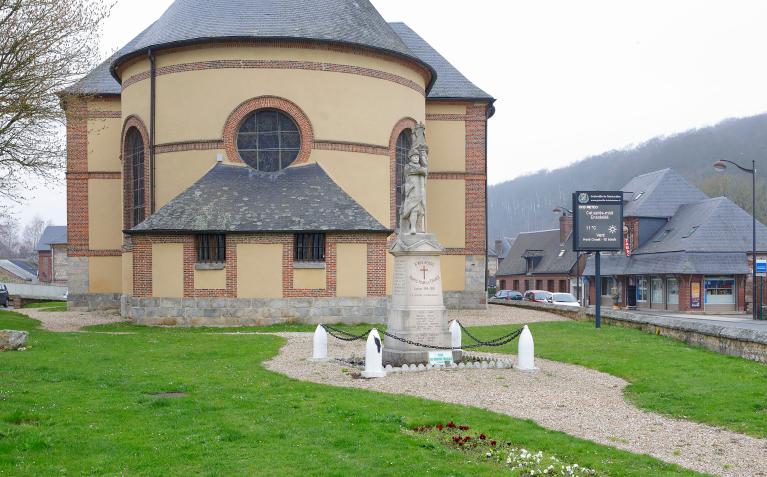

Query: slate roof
35 226 67 252
64 5 494 102
621 169 708 218
0 260 36 281
389 22 493 101
129 163 389 234
8 260 38 276
497 230 578 276
583 252 751 276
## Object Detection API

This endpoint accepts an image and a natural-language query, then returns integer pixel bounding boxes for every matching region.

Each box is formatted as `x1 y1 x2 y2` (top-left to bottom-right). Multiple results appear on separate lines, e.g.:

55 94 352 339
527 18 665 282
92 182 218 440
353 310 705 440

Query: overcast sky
15 0 767 227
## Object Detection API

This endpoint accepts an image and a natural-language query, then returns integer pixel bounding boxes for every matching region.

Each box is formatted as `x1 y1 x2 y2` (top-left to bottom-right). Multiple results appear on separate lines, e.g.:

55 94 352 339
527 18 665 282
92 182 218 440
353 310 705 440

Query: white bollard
516 325 538 372
449 320 462 350
361 329 386 378
309 324 328 361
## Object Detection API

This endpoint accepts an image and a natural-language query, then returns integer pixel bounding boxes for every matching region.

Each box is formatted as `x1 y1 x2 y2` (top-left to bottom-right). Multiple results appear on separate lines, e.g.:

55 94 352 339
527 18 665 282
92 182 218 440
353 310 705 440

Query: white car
550 293 581 308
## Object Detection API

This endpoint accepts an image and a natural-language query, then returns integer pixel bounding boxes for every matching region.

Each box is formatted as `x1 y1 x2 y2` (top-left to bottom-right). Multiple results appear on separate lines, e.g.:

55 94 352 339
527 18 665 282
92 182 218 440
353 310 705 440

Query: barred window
395 129 412 226
125 127 145 226
196 234 226 263
237 109 301 172
294 233 325 262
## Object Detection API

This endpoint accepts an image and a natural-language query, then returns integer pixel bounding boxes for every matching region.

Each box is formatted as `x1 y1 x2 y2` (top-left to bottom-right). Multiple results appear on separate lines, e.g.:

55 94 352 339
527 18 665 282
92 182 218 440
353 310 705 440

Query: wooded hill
489 113 767 243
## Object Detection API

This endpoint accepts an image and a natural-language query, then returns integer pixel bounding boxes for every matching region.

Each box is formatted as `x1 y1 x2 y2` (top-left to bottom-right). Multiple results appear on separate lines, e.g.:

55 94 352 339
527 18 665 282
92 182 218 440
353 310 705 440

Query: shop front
703 277 737 313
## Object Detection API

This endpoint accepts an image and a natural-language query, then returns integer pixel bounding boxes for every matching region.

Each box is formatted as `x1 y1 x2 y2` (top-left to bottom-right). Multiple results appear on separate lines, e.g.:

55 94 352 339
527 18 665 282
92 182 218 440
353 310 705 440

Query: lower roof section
129 163 390 234
583 252 751 277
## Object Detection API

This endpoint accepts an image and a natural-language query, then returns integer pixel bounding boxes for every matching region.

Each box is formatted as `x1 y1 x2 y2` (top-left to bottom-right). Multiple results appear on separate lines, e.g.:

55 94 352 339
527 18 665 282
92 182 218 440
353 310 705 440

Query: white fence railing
3 283 68 300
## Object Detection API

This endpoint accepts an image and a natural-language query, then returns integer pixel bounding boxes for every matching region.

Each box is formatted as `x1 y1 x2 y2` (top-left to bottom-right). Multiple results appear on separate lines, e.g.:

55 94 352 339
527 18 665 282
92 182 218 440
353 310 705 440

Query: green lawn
20 301 67 312
469 321 767 438
0 310 701 476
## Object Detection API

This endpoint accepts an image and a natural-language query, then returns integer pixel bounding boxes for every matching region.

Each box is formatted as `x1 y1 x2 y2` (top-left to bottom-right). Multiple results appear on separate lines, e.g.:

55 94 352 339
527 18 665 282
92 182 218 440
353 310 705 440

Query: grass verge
0 310 702 476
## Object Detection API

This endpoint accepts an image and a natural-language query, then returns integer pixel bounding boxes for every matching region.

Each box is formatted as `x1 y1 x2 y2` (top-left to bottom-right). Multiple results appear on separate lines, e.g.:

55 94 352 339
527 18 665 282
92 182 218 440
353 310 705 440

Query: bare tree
18 214 47 258
0 214 20 257
0 0 111 211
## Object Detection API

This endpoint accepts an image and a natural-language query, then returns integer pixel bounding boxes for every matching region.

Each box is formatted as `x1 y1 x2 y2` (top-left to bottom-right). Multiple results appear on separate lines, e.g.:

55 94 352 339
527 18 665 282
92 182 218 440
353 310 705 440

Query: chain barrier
320 322 523 350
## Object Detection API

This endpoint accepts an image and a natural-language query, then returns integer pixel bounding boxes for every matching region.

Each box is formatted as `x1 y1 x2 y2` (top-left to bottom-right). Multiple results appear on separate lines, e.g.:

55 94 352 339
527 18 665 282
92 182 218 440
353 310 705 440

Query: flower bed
410 422 598 476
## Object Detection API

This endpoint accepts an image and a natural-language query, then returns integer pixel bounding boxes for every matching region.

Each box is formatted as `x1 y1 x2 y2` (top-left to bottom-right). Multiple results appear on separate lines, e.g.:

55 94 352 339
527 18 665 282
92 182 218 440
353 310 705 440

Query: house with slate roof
60 0 494 324
36 226 68 285
583 169 767 314
495 214 584 296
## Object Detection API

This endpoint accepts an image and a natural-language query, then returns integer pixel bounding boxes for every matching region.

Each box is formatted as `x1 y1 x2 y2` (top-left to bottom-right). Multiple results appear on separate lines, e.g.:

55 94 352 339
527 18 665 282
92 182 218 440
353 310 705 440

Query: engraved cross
420 265 429 280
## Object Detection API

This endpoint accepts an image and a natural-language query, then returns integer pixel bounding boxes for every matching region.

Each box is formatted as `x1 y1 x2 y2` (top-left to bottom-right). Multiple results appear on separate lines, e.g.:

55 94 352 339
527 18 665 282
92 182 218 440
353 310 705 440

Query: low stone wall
489 299 767 364
444 291 487 310
125 296 388 327
68 293 121 311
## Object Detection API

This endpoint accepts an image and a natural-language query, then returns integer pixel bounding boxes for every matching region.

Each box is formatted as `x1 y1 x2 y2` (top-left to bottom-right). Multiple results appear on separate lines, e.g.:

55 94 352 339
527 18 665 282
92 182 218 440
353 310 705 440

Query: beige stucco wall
120 47 426 147
152 243 184 298
155 150 220 208
312 152 390 227
293 268 326 290
336 243 367 297
88 98 122 113
426 103 467 115
88 179 122 250
426 180 466 248
426 120 466 173
89 256 122 293
122 252 133 295
194 268 227 290
88 118 122 171
237 244 283 298
441 255 466 292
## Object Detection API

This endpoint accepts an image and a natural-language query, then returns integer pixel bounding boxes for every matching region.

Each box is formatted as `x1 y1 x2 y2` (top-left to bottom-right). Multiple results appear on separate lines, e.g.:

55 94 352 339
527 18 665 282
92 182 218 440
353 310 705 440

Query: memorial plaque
572 191 624 252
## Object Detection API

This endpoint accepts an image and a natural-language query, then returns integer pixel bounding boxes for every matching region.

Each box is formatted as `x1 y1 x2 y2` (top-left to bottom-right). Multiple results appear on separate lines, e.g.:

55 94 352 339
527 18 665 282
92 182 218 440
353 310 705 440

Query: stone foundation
444 291 487 309
125 296 388 326
68 293 121 311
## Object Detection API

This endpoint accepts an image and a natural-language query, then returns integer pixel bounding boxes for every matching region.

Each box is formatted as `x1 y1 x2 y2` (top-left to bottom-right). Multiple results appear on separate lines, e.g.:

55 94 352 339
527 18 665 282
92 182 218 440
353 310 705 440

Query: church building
61 0 494 325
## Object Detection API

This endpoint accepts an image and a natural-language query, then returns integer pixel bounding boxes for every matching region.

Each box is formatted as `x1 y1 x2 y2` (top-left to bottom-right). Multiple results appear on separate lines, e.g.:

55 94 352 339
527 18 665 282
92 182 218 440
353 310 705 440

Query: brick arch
121 115 151 231
389 117 417 229
222 96 314 167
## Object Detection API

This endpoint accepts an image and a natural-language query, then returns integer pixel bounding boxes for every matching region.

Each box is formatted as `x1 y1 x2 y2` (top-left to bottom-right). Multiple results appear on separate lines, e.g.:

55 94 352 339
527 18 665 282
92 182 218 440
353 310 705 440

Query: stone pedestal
383 233 459 366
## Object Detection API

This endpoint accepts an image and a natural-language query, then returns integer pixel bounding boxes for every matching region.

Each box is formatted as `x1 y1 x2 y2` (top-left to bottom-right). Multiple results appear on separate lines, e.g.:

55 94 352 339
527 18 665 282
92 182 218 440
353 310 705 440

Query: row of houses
0 226 68 286
493 168 767 314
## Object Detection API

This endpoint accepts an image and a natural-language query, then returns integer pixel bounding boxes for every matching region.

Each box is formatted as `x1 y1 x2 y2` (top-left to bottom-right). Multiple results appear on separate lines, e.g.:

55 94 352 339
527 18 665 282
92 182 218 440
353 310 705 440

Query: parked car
523 290 552 303
551 292 580 308
495 290 523 301
0 284 8 308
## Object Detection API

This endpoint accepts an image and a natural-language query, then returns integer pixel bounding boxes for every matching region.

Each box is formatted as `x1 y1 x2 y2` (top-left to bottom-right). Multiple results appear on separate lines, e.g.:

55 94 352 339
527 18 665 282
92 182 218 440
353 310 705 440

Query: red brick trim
68 249 122 257
88 110 121 119
155 140 224 155
388 118 417 230
122 60 426 96
131 232 389 299
65 97 89 255
430 172 486 181
222 96 314 166
313 140 389 156
67 171 122 179
121 116 151 232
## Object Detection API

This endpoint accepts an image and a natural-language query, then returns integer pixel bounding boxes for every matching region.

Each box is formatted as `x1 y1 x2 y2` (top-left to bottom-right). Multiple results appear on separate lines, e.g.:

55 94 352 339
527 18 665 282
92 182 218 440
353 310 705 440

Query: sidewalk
628 310 767 335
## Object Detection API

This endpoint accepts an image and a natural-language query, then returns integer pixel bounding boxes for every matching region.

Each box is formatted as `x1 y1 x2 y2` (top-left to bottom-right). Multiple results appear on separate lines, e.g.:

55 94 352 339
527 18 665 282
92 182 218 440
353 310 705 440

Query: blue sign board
757 259 767 276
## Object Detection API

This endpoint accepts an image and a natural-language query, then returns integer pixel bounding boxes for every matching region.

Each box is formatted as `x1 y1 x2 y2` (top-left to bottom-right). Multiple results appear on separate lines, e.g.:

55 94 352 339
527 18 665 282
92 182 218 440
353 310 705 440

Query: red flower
490 440 497 446
452 435 462 443
459 425 470 431
436 424 444 431
463 436 471 442
447 421 456 428
479 433 487 440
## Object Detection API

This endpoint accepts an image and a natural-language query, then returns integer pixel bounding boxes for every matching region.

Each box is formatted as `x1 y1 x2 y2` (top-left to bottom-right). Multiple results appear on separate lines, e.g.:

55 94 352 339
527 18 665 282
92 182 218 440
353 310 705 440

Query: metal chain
456 321 523 346
320 324 371 342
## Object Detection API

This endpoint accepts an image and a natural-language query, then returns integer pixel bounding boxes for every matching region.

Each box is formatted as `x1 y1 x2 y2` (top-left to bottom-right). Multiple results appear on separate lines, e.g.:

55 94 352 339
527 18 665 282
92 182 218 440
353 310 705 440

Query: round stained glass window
236 109 301 172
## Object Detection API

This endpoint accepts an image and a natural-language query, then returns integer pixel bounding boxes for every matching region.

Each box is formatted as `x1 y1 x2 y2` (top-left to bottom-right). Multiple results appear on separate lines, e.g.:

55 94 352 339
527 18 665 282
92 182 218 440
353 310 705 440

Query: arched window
125 127 145 226
395 129 412 226
237 109 301 172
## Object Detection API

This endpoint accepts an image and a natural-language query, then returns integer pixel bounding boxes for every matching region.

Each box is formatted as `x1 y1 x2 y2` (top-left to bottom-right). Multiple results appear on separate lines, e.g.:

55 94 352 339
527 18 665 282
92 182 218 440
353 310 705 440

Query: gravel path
449 304 567 326
15 307 128 332
265 332 767 477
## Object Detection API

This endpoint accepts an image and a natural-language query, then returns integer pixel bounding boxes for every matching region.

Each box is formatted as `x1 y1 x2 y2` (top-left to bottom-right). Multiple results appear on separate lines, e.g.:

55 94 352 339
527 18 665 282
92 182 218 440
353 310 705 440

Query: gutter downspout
149 49 157 214
484 102 491 302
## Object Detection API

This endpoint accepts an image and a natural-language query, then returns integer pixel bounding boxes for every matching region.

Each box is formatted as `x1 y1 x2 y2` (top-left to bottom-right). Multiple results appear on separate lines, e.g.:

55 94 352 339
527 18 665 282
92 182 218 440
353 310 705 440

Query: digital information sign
572 191 624 252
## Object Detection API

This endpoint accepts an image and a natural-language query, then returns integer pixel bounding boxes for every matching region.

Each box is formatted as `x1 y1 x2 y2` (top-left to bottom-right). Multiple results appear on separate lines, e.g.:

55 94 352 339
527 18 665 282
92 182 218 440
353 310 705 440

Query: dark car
523 290 553 303
0 284 8 308
494 290 523 301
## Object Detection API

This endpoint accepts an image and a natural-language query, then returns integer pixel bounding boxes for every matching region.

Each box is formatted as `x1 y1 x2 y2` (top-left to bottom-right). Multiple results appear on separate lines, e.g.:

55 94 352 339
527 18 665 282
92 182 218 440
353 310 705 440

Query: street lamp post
713 159 757 320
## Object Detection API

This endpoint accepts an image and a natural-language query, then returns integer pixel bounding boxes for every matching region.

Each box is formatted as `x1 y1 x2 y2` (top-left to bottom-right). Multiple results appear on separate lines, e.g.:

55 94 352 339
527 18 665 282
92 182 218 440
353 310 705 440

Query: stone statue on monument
399 123 429 235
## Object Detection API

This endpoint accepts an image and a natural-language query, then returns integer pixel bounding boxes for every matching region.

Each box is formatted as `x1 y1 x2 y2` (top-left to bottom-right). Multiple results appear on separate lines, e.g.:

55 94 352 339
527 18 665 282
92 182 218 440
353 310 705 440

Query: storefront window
636 276 648 302
667 278 679 305
651 277 663 304
704 277 735 305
